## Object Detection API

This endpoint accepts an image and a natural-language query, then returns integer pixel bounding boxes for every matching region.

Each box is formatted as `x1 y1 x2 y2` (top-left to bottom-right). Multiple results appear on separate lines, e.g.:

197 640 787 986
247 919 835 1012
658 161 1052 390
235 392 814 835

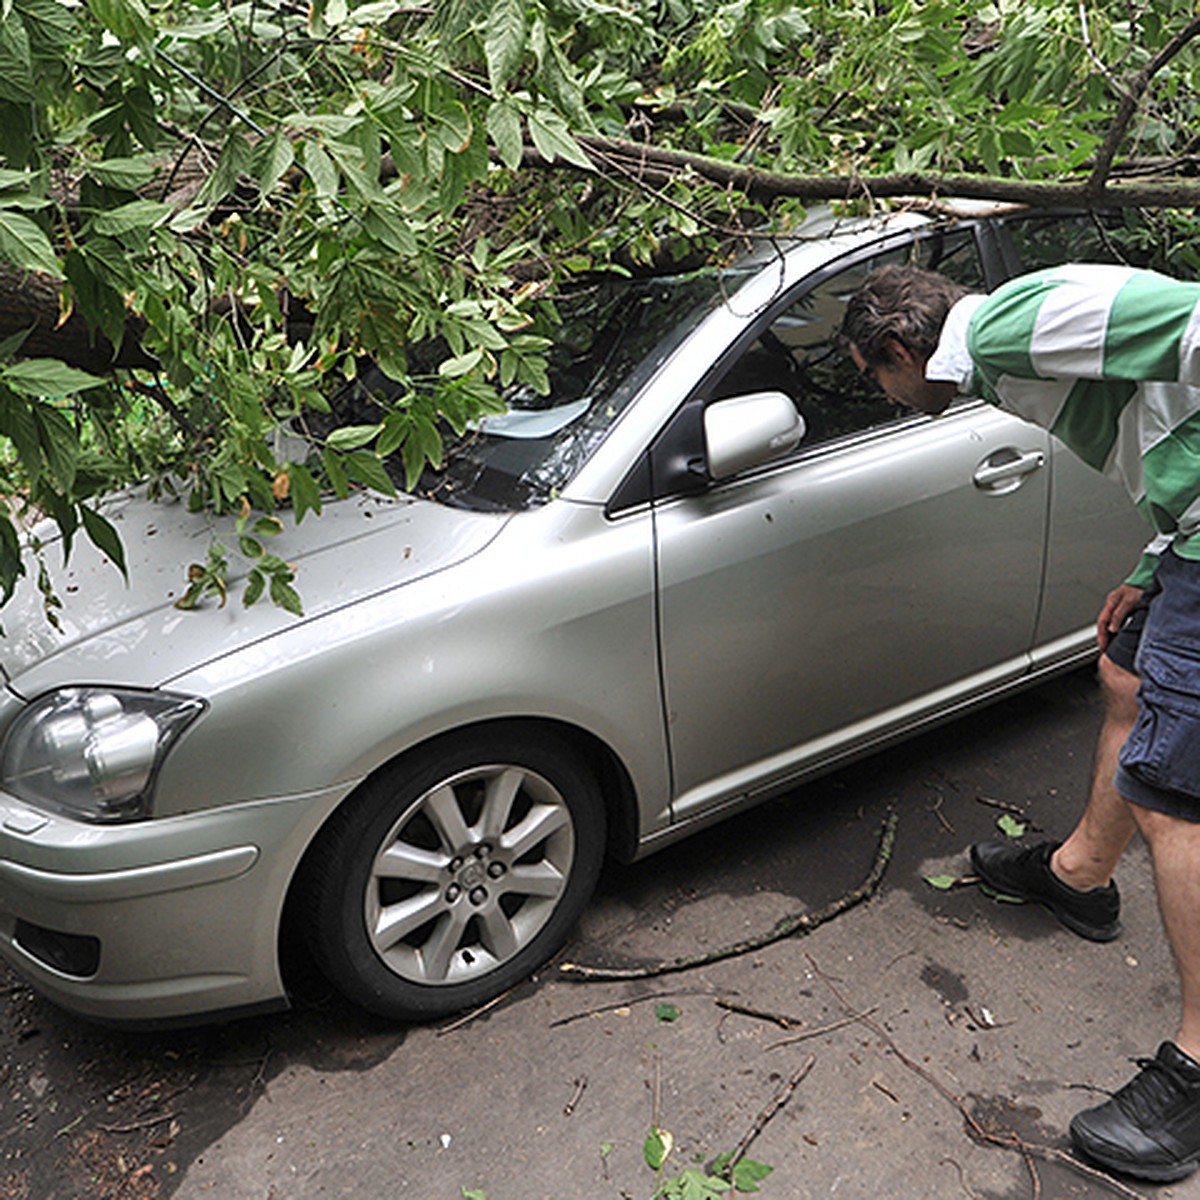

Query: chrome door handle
973 448 1046 492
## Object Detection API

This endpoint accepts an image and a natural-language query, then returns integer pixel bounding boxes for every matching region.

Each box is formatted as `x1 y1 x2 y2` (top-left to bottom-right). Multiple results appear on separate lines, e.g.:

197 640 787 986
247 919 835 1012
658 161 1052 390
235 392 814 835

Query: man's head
840 264 968 415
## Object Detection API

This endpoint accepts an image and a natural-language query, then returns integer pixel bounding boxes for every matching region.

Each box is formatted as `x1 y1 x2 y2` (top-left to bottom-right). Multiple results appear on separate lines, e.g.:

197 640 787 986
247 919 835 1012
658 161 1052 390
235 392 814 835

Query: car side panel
154 502 671 830
1033 439 1153 661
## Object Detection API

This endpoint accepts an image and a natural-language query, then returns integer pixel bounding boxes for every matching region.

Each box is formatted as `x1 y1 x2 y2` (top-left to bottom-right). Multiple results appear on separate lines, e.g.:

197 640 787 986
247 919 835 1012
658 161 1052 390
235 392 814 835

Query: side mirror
704 391 806 480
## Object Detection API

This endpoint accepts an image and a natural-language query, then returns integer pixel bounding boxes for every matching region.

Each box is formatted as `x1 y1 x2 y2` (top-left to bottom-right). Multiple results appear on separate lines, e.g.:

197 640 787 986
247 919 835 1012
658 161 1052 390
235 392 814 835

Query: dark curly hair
840 265 971 366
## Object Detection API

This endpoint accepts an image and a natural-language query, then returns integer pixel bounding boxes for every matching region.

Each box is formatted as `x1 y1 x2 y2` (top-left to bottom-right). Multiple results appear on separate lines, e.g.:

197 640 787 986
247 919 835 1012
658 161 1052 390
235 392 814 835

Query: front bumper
0 784 350 1024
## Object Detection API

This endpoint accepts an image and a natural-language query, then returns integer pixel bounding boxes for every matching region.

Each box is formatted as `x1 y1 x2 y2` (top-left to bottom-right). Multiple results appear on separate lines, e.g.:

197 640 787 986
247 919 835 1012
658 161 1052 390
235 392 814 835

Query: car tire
305 728 606 1021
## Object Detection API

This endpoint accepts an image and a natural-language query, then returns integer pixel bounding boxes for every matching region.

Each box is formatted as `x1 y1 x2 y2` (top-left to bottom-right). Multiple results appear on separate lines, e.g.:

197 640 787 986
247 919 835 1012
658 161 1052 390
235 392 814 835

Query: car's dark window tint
1002 213 1132 271
710 226 985 448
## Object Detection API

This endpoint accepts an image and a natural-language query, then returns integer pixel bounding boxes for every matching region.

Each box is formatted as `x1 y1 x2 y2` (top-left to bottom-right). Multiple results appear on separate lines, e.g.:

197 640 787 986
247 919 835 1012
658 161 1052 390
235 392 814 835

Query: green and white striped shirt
954 264 1200 586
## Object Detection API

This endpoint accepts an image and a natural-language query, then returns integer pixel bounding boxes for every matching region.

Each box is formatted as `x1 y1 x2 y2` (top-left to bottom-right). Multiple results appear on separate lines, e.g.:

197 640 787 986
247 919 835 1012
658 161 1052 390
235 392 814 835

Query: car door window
710 226 986 449
1001 212 1138 271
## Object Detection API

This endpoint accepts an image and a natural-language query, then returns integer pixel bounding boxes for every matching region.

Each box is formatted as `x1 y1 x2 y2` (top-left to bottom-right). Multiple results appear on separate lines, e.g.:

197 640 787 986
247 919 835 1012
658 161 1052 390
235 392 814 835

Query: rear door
997 212 1159 660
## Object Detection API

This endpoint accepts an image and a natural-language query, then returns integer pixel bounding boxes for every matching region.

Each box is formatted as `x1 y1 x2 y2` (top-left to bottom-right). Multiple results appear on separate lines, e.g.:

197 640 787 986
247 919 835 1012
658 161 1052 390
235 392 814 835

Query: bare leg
1050 655 1140 890
1132 806 1200 1062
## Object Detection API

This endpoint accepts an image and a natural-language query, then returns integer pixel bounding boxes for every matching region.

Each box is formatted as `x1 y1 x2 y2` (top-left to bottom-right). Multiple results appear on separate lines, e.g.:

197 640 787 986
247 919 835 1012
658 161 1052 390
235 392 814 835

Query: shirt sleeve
968 266 1200 388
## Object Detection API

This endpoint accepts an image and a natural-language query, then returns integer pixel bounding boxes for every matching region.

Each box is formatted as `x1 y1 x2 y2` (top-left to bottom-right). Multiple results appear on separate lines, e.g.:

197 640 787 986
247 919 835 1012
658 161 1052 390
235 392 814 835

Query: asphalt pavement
2 664 1194 1199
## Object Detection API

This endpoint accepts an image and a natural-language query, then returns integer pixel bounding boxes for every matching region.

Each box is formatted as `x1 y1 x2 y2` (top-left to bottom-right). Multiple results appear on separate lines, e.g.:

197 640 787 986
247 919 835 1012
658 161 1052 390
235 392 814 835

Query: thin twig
975 795 1027 817
713 997 804 1030
929 796 955 834
435 986 515 1036
652 1050 662 1131
765 1007 878 1051
942 1155 984 1200
97 1112 177 1134
558 810 897 982
563 1075 587 1116
550 988 723 1028
725 1056 816 1171
128 377 200 439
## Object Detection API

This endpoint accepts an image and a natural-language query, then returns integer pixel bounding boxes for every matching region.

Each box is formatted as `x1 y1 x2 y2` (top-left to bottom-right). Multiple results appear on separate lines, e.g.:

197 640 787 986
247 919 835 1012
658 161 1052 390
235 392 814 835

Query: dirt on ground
0 963 405 1200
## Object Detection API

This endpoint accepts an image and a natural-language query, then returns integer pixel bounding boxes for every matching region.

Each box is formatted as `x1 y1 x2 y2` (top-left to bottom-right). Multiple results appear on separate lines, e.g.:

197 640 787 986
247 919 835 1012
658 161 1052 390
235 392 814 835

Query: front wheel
305 730 606 1020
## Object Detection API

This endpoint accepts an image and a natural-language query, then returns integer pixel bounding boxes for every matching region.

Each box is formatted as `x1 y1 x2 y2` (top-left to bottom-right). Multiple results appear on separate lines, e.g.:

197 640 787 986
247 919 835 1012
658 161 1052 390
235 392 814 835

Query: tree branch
1087 14 1200 195
573 134 1200 209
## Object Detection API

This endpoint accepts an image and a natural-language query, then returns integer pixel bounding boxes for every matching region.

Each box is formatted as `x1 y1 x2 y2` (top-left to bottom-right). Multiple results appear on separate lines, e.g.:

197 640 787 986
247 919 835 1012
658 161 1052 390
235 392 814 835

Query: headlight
1 688 205 822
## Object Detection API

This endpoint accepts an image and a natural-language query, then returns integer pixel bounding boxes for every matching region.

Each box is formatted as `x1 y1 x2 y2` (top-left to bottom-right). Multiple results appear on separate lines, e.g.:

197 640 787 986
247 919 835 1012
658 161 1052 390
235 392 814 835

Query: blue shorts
1116 549 1200 822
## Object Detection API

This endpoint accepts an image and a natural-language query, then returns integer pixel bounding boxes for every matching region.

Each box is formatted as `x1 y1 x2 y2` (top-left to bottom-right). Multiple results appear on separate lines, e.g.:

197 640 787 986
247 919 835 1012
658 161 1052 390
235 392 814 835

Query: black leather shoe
969 839 1121 942
1071 1043 1200 1181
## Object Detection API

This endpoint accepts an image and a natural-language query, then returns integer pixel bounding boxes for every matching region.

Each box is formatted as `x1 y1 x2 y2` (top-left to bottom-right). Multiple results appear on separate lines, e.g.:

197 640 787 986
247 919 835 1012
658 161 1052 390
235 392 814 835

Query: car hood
1 489 509 696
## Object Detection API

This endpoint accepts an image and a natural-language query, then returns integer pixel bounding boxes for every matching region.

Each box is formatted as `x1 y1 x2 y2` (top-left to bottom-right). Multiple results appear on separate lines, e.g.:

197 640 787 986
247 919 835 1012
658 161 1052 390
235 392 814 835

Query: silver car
0 205 1148 1024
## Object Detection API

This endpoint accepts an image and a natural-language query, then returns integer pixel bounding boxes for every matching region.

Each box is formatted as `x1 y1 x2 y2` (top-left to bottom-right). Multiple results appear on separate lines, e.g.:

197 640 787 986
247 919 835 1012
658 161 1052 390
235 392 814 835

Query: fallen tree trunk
0 265 156 373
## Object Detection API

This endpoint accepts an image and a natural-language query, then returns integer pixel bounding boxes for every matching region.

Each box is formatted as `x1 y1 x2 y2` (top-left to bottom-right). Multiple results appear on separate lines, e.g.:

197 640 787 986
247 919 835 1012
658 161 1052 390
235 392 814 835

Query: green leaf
32 402 78 491
431 101 472 155
243 567 265 607
75 235 136 290
1 359 103 396
485 0 526 92
400 412 443 490
326 424 381 450
731 1158 773 1191
16 0 77 57
655 1002 681 1023
86 156 159 190
122 85 159 150
997 814 1027 839
658 1167 729 1199
439 348 485 378
256 129 295 196
643 1126 672 1171
979 883 1027 905
344 449 396 496
527 107 592 169
0 514 24 605
0 12 34 102
439 141 477 215
0 168 40 195
0 385 40 478
323 449 350 499
362 205 417 256
198 132 254 210
326 137 385 203
461 1189 487 1200
486 100 524 170
269 572 304 616
287 463 323 523
89 0 154 43
924 874 957 891
0 329 30 358
64 249 126 347
91 199 172 236
0 210 60 277
80 504 127 580
302 140 339 200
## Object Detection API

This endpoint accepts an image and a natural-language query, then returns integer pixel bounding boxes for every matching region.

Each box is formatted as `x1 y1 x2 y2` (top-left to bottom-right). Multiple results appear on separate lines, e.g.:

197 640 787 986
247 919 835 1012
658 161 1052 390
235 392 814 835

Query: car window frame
614 219 991 510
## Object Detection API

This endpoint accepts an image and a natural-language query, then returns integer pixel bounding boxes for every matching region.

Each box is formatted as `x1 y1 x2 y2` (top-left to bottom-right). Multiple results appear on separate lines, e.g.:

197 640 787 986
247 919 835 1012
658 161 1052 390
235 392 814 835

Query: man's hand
1096 583 1144 650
